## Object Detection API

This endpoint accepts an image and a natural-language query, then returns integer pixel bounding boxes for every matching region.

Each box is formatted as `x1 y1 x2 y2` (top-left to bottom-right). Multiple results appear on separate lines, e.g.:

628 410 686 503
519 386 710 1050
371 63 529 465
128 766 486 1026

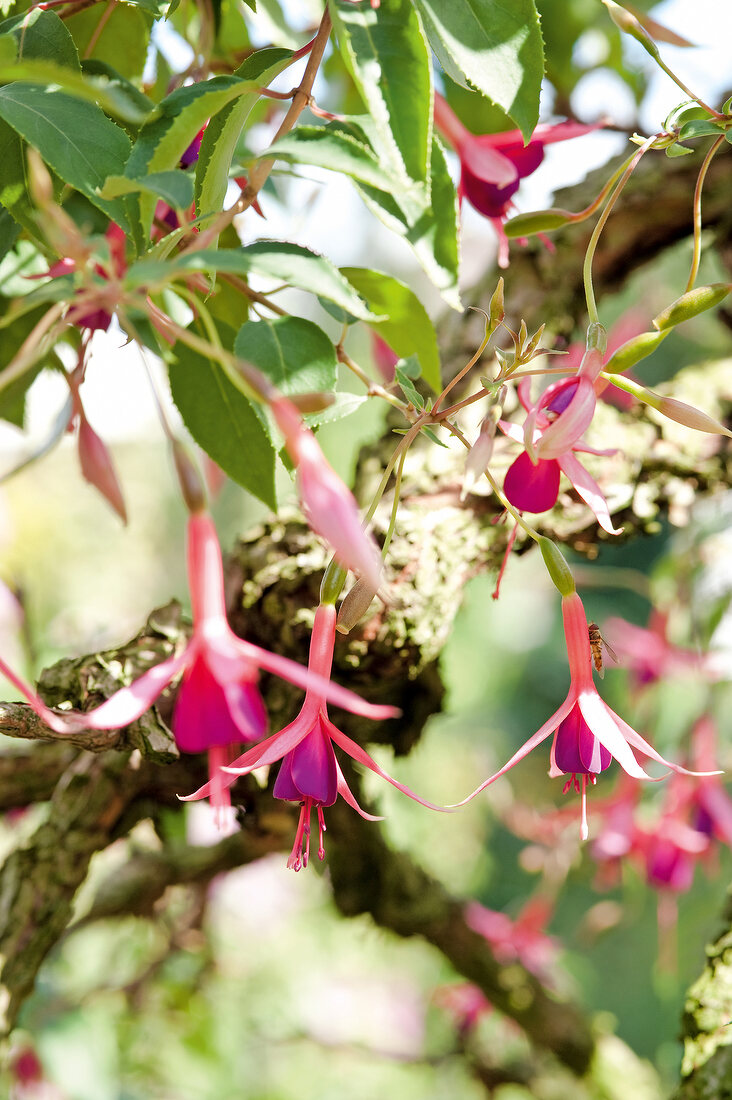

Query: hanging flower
500 376 621 534
453 591 710 838
433 93 597 267
271 396 383 591
0 512 393 823
182 601 443 869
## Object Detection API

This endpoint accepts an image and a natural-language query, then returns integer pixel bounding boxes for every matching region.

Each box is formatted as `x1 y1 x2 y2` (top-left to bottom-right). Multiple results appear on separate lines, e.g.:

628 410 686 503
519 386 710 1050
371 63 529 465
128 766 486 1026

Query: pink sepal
336 762 383 822
82 648 192 729
576 693 650 779
557 451 621 535
328 724 453 813
536 377 596 460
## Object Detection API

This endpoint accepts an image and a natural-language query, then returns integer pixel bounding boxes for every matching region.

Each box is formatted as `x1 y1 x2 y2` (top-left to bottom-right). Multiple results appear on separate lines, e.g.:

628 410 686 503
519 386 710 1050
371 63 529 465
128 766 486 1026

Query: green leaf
81 59 155 123
0 205 18 260
395 357 425 407
413 0 544 140
129 241 380 321
125 75 268 248
340 267 441 391
195 47 292 231
0 85 131 227
303 391 368 429
167 340 277 508
267 122 399 193
0 303 64 426
331 0 432 186
665 142 694 157
0 9 80 70
234 316 337 399
64 3 149 81
100 171 194 210
355 135 461 310
678 118 725 141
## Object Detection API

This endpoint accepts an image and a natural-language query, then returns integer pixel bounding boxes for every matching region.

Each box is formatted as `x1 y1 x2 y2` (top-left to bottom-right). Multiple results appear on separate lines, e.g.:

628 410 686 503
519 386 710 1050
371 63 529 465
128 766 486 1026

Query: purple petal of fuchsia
536 377 597 461
239 637 400 721
327 721 452 813
449 694 577 808
81 648 192 730
576 692 650 779
289 721 339 806
697 784 732 845
553 704 611 774
336 762 383 822
272 752 300 801
173 654 265 753
504 452 560 513
610 709 722 777
461 169 520 220
557 452 622 535
222 678 268 743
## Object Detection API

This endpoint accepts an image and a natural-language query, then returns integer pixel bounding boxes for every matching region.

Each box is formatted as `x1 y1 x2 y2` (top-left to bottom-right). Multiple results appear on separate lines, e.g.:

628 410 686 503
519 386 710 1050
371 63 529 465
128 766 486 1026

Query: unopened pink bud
77 414 127 523
172 440 207 513
271 397 383 590
656 395 732 437
461 413 499 500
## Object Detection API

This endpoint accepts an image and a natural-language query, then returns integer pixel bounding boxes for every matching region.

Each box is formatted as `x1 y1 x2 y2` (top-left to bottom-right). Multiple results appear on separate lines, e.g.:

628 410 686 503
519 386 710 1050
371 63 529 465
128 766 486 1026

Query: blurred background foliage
0 0 731 1096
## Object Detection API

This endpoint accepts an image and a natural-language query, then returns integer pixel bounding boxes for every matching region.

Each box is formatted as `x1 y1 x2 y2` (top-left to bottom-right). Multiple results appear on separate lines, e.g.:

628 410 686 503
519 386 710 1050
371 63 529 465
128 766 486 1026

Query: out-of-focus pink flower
0 513 392 822
454 591 708 838
37 223 127 332
605 609 711 690
500 375 620 534
183 601 442 869
371 333 398 384
271 396 383 591
433 93 597 267
466 896 557 978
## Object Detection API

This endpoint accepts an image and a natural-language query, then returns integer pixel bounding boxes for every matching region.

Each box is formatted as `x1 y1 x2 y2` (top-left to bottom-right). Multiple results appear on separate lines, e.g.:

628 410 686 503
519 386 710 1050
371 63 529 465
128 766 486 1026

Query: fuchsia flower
0 511 392 823
182 600 444 870
433 93 597 267
500 373 621 534
605 609 711 689
271 396 383 591
41 223 127 332
561 312 647 411
455 591 707 839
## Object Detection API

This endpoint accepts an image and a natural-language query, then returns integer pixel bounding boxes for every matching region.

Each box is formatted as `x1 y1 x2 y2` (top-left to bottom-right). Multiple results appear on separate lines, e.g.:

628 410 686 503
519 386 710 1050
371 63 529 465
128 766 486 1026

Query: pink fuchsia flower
39 223 127 332
183 601 443 870
605 609 711 690
561 312 647 411
465 895 558 979
454 591 708 839
500 375 621 534
0 512 392 823
68 368 127 523
433 93 597 267
271 396 383 591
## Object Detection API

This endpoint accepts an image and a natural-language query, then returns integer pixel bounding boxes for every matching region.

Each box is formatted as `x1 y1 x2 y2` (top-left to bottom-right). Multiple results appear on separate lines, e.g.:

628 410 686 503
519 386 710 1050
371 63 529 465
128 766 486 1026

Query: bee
588 622 618 679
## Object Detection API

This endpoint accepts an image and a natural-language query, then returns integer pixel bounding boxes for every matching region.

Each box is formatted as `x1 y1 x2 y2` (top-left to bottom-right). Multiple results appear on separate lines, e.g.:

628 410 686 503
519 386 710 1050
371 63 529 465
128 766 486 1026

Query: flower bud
336 577 379 633
504 209 574 238
172 439 207 513
488 277 505 333
602 0 660 59
652 284 731 331
603 330 667 374
77 414 127 523
289 391 336 414
539 537 576 597
655 396 732 437
320 559 348 606
461 410 500 500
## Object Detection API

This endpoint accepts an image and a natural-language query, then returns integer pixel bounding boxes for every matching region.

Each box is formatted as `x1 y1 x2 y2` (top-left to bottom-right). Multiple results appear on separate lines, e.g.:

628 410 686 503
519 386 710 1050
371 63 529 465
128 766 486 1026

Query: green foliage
414 0 544 139
331 0 433 187
168 338 277 509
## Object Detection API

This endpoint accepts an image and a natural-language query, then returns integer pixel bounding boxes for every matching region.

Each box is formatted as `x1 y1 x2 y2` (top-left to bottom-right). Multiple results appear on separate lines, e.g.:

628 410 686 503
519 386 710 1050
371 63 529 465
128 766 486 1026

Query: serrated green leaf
355 135 461 310
340 266 441 391
267 122 401 193
234 316 337 398
81 59 155 122
129 241 380 321
125 75 267 248
167 340 276 508
0 85 131 228
101 170 194 210
395 360 424 407
331 0 432 186
414 0 543 140
195 48 292 232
